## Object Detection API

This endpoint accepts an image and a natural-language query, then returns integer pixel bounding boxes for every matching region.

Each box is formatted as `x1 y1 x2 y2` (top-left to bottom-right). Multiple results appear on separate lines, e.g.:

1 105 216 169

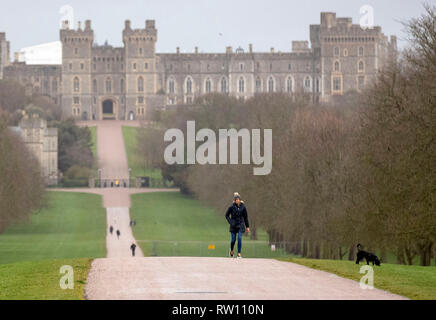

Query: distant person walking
225 192 249 258
130 243 137 256
116 230 120 239
109 226 114 234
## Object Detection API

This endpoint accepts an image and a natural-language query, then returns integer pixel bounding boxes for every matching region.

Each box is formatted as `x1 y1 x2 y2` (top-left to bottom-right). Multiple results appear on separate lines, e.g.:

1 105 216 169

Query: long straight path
85 257 406 300
96 120 130 180
80 120 405 300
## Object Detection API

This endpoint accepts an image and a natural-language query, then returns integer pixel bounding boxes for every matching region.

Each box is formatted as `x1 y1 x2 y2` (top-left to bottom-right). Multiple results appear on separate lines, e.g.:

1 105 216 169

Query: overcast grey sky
1 0 434 55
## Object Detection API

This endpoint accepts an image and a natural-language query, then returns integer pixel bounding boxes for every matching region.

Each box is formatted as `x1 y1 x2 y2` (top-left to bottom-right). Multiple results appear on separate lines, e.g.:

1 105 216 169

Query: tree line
0 78 95 231
138 7 436 266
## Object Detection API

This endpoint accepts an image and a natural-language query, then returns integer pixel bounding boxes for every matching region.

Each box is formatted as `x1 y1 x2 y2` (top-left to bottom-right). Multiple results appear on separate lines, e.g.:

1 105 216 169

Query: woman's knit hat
233 192 241 200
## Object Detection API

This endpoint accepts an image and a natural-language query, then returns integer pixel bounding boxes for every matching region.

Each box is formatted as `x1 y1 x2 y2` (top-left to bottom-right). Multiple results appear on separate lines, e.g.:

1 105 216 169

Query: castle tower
311 12 397 101
0 32 10 80
60 20 94 120
123 20 157 120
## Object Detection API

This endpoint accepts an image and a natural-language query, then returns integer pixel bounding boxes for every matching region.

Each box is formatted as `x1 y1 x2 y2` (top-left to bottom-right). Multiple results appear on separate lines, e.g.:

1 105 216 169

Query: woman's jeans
230 230 244 254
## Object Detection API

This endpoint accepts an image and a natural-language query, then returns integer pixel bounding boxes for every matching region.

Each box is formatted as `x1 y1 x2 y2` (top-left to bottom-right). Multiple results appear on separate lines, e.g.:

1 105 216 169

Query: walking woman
225 192 250 258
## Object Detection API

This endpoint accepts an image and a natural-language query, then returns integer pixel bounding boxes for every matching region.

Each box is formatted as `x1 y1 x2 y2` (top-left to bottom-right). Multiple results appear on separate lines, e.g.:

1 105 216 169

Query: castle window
334 47 339 56
145 63 148 70
238 77 245 93
358 60 365 72
268 76 275 92
240 63 244 71
133 63 137 70
69 63 73 71
304 77 312 91
343 49 348 56
269 63 273 71
81 63 84 70
169 79 175 94
186 77 193 94
286 77 293 93
139 48 143 55
120 79 125 93
221 77 227 94
106 78 112 93
333 77 341 91
359 46 364 56
74 77 80 92
74 48 78 55
255 77 262 93
334 61 340 72
138 96 144 104
93 79 97 93
73 97 80 105
138 77 144 92
205 78 212 93
288 64 291 71
315 78 320 93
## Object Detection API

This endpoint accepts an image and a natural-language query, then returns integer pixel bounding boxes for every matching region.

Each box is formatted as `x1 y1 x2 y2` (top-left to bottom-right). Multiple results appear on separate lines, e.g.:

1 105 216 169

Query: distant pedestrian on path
225 192 249 259
130 243 137 256
109 226 113 234
116 230 120 239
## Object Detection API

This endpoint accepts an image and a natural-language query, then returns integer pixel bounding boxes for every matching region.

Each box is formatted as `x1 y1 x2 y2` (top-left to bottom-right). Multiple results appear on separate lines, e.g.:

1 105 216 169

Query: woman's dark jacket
225 202 249 233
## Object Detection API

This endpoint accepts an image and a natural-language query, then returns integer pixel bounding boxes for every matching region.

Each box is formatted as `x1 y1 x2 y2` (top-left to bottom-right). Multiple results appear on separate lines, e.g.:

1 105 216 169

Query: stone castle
1 12 397 121
9 114 58 185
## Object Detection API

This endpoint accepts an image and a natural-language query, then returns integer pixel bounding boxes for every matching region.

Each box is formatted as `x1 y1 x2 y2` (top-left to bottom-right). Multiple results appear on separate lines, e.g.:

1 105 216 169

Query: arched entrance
128 111 135 121
82 111 88 121
102 99 116 120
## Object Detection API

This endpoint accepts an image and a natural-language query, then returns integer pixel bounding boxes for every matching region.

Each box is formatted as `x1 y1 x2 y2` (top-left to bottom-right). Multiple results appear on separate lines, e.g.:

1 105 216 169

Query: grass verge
0 258 92 300
122 126 162 179
280 258 436 300
0 192 106 265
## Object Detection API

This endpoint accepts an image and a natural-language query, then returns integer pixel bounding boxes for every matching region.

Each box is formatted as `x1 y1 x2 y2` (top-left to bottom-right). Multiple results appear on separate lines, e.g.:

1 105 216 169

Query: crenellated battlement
123 20 157 42
60 20 94 43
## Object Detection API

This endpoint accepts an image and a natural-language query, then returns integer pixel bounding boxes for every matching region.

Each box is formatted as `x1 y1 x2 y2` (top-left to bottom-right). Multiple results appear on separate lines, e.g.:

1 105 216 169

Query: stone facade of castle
9 115 58 185
2 12 397 121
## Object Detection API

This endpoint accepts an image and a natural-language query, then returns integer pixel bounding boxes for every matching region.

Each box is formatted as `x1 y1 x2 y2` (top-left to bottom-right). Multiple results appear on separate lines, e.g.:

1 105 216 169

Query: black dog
355 244 381 266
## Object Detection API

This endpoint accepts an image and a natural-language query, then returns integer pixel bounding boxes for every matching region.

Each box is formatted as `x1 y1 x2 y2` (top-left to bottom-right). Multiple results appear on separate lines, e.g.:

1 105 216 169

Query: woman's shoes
237 253 242 259
229 250 234 257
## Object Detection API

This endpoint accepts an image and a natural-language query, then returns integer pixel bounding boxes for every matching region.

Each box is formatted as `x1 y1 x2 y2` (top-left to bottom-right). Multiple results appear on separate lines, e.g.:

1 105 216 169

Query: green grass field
281 258 436 300
0 258 92 300
130 192 291 258
0 192 106 265
122 126 163 180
